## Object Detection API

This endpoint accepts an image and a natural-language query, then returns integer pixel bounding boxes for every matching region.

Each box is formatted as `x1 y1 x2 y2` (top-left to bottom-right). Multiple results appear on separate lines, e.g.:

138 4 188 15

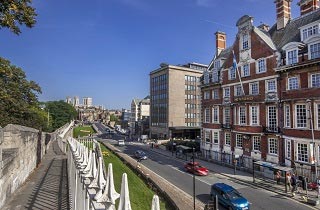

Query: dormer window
242 34 249 50
204 71 210 84
287 49 298 65
310 43 320 59
301 25 319 41
214 60 221 69
212 68 219 83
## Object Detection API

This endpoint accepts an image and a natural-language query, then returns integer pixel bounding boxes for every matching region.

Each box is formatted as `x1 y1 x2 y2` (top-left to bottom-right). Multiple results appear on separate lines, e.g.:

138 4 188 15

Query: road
94 123 314 210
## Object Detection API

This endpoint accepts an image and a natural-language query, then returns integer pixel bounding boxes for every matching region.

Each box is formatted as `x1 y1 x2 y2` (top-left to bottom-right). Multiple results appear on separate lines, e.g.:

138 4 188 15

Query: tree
45 101 77 132
0 57 48 130
0 0 37 35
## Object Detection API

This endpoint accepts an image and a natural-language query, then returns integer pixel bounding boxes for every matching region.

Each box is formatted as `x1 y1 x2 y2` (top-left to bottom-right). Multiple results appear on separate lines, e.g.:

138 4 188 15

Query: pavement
145 143 320 209
2 140 69 210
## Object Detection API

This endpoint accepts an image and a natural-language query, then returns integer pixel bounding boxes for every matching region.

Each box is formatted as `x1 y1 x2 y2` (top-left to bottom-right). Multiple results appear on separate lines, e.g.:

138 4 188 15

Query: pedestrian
276 170 281 184
291 173 297 196
286 172 291 191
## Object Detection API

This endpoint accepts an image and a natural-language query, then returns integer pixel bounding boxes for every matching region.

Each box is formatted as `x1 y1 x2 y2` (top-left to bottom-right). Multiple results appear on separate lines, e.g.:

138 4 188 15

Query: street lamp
307 99 318 192
192 147 195 210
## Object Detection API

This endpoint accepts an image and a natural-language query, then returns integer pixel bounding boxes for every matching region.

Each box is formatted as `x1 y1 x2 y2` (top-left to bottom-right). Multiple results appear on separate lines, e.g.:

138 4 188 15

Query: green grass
100 144 173 210
73 126 95 137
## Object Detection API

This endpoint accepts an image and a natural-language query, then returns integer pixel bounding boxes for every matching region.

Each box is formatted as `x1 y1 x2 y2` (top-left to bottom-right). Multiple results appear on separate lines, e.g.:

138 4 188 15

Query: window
317 104 320 129
250 106 258 125
257 59 266 73
266 79 276 92
212 89 219 99
229 68 236 80
214 60 221 69
287 49 298 65
239 106 246 125
234 85 243 96
250 82 259 95
242 34 249 50
224 87 230 98
253 136 260 151
268 138 278 155
213 131 219 144
236 134 243 148
224 107 230 125
242 64 250 77
204 91 210 99
311 73 320 87
225 133 231 146
212 107 219 123
296 104 307 128
310 43 320 59
204 72 209 84
204 108 210 123
284 105 291 128
297 143 308 163
288 77 299 90
212 69 219 82
204 130 211 143
302 25 319 41
267 106 277 130
286 139 291 158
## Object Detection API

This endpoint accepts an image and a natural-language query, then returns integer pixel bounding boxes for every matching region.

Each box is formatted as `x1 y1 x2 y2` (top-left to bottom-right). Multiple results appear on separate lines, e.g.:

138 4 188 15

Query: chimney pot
274 0 292 30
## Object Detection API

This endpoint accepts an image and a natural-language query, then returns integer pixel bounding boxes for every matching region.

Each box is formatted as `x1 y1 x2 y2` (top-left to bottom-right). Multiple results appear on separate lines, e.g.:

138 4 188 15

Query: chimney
215 31 226 56
298 0 319 16
274 0 292 30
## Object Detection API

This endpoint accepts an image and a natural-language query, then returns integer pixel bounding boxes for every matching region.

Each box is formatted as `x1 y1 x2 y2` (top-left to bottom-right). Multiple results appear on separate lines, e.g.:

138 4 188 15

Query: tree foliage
45 100 77 132
0 57 47 129
0 0 37 35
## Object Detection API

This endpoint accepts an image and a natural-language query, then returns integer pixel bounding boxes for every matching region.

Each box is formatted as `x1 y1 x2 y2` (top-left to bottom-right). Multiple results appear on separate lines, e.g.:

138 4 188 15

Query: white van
118 140 125 146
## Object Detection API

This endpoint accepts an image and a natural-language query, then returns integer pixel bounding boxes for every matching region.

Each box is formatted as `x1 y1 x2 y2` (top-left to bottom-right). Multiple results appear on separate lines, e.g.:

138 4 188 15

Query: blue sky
0 0 300 109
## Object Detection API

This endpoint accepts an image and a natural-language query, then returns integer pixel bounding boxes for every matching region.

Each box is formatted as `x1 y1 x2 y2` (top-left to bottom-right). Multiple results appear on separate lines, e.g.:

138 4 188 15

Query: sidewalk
2 140 69 210
149 145 320 208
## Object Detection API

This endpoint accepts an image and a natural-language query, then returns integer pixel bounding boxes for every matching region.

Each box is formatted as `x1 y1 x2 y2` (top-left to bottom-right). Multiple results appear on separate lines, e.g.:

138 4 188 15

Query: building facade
200 0 320 179
150 63 207 139
130 97 150 136
83 97 93 108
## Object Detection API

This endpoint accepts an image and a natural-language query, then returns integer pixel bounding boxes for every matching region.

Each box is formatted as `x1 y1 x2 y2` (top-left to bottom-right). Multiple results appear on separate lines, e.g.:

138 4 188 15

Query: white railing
67 136 160 210
57 121 74 154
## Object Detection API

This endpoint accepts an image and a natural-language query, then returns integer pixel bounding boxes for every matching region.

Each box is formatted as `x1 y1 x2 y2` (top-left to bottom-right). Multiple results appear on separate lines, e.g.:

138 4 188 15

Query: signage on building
234 96 254 102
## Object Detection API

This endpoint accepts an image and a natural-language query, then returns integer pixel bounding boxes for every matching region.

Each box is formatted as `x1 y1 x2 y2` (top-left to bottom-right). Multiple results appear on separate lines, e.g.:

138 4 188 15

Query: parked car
210 183 250 210
118 140 125 146
184 162 209 176
134 150 147 160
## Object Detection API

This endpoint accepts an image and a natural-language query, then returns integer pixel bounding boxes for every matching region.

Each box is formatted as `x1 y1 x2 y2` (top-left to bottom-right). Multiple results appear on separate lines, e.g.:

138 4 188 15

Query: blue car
210 183 250 210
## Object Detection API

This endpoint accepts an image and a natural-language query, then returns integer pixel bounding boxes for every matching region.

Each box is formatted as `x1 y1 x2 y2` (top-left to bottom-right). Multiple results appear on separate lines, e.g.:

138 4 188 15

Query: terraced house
200 0 320 178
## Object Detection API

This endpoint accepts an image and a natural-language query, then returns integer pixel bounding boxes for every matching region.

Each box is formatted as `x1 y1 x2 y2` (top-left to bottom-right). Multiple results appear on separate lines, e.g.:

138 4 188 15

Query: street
95 123 314 210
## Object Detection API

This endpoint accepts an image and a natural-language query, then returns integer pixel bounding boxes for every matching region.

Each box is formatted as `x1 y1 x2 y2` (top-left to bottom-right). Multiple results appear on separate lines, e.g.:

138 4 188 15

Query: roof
269 8 320 50
212 183 234 192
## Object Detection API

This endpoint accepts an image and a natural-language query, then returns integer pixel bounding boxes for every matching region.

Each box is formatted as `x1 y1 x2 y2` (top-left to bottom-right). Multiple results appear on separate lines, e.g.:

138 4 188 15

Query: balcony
221 123 232 129
263 126 280 134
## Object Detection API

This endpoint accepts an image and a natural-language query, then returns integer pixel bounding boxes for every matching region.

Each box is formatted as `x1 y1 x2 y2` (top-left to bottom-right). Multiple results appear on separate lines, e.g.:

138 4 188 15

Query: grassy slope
100 144 172 210
73 126 95 137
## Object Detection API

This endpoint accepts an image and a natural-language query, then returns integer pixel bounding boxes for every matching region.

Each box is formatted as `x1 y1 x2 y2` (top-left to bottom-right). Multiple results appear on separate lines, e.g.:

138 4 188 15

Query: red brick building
200 0 320 179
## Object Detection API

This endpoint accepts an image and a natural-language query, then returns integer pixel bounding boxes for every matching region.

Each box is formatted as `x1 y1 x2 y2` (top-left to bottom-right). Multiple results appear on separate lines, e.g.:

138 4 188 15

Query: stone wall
0 124 56 209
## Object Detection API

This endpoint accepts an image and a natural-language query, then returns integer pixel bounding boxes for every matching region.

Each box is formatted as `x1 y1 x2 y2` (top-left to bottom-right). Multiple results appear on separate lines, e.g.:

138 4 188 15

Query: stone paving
2 140 69 210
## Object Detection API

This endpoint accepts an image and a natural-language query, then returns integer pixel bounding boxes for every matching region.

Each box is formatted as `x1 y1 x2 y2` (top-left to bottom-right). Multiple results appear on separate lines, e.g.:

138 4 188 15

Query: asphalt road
94 123 314 210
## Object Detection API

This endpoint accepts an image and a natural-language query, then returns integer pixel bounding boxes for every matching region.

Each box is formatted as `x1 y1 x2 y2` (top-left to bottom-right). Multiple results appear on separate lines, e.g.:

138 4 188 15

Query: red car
184 162 209 176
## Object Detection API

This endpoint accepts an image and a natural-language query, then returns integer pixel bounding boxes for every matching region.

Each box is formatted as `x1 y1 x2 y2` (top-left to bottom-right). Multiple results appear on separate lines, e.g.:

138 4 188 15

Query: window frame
287 49 298 65
225 132 231 146
284 105 291 128
267 106 277 129
223 87 230 98
212 106 219 124
295 104 307 128
287 76 299 90
236 134 243 148
250 105 259 125
204 108 210 123
256 58 266 73
241 64 250 77
266 79 277 93
253 136 261 152
268 138 278 155
239 106 246 125
249 82 259 95
309 42 320 60
213 131 219 144
297 143 309 163
310 73 320 88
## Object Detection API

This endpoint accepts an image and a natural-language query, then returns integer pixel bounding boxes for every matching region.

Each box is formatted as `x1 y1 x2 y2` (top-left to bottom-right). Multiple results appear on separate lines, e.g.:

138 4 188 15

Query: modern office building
200 0 320 178
149 62 207 139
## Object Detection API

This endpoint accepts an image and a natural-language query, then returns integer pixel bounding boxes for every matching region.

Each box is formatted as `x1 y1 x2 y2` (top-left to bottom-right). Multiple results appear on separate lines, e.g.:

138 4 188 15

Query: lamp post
307 99 318 193
192 147 195 210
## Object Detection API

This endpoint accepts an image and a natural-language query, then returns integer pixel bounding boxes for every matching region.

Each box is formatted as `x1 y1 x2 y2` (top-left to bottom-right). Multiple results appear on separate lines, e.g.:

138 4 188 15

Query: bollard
214 194 219 210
